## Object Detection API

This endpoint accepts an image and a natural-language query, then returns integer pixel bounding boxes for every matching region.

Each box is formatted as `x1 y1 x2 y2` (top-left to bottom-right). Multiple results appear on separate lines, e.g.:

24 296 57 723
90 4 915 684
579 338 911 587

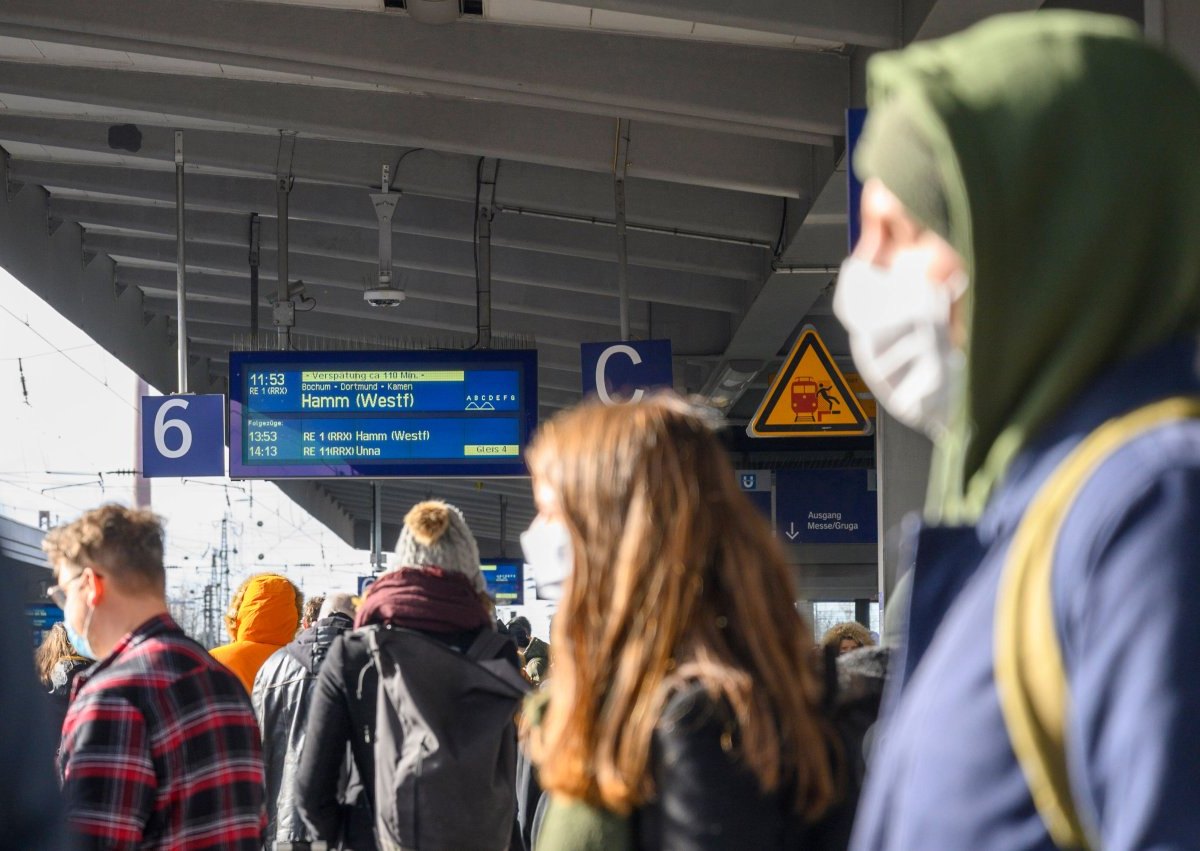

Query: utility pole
218 516 231 611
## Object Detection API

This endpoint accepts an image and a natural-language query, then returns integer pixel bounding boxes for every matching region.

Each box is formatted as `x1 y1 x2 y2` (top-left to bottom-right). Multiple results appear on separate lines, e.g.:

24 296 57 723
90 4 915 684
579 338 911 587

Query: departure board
481 559 524 606
229 350 538 478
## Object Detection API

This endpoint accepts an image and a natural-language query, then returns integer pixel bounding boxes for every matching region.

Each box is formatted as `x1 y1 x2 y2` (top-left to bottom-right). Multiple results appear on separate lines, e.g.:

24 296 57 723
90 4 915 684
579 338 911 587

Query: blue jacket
851 340 1200 851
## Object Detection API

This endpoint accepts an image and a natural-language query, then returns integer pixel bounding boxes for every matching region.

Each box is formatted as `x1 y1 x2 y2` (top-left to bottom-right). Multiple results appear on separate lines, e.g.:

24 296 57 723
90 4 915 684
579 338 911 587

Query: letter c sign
580 340 673 406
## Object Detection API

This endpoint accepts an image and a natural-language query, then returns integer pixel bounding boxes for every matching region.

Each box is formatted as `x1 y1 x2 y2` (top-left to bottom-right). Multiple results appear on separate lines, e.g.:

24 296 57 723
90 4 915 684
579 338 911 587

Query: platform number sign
141 394 226 477
580 339 673 405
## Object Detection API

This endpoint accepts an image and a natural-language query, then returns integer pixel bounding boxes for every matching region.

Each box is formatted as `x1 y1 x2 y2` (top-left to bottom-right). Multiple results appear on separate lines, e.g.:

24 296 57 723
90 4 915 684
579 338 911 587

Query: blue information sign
27 603 64 647
229 350 538 478
481 558 524 606
141 394 226 478
776 469 877 545
581 339 673 404
847 108 867 251
736 469 774 525
358 575 378 598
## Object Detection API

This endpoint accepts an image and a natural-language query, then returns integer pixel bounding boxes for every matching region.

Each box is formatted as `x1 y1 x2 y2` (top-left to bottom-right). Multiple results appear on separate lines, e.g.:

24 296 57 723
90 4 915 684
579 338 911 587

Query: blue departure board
229 350 538 478
481 559 524 606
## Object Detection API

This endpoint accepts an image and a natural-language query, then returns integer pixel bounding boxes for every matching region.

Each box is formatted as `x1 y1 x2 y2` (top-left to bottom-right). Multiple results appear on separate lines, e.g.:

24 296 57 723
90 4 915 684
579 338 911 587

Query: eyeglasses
46 571 86 609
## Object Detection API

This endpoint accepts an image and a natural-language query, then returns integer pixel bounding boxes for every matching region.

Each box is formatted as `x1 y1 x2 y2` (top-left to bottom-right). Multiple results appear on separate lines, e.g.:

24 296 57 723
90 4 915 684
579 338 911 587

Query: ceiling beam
0 182 218 395
0 112 783 243
0 59 819 195
181 321 589 375
139 289 661 351
536 0 900 48
81 222 742 314
698 148 844 406
0 0 848 141
61 199 751 310
116 261 658 331
904 0 1042 42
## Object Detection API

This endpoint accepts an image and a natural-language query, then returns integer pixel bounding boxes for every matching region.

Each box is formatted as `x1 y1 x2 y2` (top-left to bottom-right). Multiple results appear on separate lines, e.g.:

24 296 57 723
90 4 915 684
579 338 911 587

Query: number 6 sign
141 394 226 477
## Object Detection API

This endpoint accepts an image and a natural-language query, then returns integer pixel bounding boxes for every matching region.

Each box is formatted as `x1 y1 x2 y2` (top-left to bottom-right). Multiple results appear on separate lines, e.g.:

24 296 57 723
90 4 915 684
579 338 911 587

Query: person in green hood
834 11 1200 851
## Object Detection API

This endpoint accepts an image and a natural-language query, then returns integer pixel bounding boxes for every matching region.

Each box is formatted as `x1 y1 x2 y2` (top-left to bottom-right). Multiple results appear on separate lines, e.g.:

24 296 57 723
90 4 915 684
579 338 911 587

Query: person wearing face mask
835 12 1200 851
44 504 266 849
521 394 852 851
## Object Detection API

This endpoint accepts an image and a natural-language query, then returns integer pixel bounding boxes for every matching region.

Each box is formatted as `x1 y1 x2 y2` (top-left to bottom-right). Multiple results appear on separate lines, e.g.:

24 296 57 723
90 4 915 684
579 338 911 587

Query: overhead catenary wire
0 343 98 361
0 303 139 413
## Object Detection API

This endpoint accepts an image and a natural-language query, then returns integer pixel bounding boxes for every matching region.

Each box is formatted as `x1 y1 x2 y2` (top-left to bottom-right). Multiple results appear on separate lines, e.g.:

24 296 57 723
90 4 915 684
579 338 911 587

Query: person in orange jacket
211 573 302 693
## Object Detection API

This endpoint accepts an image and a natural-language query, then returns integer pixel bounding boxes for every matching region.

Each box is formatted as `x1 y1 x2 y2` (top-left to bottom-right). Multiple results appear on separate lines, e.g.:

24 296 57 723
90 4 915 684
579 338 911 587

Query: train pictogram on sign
747 327 871 438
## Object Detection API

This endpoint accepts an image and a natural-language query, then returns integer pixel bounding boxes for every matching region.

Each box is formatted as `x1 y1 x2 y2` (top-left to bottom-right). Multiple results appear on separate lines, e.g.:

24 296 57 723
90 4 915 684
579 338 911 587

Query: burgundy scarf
354 567 490 633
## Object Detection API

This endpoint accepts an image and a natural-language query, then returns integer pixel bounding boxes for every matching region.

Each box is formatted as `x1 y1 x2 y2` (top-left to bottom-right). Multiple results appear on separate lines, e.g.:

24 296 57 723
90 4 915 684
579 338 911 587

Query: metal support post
372 482 384 573
855 598 871 629
370 164 400 289
499 495 508 558
132 376 151 508
248 213 260 339
274 131 297 351
613 119 632 341
475 158 499 349
477 205 493 348
275 176 293 350
174 131 188 393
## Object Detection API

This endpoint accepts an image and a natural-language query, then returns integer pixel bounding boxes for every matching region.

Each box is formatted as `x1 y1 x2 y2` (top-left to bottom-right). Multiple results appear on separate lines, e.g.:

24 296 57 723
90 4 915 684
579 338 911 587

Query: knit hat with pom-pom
391 500 484 593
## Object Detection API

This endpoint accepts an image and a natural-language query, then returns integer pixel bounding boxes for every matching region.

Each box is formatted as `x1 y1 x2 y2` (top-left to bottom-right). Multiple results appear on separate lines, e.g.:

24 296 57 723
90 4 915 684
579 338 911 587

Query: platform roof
0 0 1047 554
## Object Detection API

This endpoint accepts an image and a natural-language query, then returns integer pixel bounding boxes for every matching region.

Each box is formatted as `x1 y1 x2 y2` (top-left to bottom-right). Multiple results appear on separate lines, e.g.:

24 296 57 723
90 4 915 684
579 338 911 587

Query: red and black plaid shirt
60 613 266 850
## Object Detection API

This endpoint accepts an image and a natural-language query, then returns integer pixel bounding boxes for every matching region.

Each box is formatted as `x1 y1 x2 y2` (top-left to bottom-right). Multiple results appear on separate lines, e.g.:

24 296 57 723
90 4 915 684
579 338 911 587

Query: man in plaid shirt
46 505 266 850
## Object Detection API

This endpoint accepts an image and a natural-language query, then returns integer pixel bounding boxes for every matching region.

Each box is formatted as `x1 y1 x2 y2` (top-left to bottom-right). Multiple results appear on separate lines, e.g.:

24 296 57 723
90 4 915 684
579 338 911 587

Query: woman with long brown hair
35 621 92 734
521 393 842 850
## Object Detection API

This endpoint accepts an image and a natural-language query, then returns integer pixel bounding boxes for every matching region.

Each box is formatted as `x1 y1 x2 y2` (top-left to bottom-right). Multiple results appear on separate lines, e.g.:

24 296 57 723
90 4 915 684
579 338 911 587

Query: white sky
0 268 372 613
0 266 553 641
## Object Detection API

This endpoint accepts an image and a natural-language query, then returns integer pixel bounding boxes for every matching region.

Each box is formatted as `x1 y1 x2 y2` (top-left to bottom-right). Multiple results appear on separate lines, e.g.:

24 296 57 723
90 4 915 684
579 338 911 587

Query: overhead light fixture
702 360 761 410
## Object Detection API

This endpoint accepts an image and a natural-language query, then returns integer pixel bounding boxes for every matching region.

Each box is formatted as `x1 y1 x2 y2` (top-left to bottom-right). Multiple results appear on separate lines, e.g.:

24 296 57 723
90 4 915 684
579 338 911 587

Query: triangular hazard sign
747 327 872 437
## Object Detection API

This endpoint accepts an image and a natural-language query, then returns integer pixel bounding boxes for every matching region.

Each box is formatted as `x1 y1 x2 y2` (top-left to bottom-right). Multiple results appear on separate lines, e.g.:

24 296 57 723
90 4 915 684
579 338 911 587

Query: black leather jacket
630 681 857 851
252 614 354 849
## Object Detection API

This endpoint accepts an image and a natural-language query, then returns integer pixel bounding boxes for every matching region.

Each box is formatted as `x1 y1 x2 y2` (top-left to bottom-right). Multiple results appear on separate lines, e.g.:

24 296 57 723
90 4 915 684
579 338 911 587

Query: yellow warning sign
747 327 872 437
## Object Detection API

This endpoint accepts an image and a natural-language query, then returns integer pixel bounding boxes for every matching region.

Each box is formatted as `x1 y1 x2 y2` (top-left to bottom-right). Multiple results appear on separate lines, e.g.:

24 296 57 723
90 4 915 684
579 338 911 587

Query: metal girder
271 481 357 547
16 162 750 311
317 478 536 554
0 0 848 141
701 147 844 409
114 257 660 332
537 0 900 48
63 200 752 311
37 172 765 283
182 320 589 376
0 113 783 244
84 224 742 315
904 0 1041 42
0 60 818 196
139 289 659 351
0 181 219 395
491 161 781 242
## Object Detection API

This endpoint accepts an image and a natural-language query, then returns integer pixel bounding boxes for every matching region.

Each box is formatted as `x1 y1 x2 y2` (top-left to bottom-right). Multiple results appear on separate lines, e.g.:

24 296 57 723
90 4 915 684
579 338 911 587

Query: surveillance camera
364 286 406 307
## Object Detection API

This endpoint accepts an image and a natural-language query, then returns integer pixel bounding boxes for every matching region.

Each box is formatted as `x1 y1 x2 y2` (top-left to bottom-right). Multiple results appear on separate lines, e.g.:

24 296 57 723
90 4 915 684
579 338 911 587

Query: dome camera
364 285 406 308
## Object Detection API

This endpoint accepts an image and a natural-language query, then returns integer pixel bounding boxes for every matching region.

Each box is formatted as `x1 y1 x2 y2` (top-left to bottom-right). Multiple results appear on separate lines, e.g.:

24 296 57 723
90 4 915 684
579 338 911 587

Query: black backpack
364 625 530 851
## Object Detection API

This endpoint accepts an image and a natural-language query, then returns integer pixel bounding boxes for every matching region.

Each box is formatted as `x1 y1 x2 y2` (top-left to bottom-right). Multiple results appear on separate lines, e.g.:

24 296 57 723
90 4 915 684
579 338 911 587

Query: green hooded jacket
855 11 1200 522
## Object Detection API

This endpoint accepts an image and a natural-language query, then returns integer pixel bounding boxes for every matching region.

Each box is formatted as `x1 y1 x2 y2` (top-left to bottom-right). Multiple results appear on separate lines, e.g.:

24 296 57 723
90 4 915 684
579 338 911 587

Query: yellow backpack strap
995 396 1200 850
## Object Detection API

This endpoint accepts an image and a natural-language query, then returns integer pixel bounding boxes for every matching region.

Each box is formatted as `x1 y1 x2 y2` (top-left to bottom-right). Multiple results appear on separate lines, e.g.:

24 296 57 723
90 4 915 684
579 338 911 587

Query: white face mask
520 519 573 602
833 253 967 438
